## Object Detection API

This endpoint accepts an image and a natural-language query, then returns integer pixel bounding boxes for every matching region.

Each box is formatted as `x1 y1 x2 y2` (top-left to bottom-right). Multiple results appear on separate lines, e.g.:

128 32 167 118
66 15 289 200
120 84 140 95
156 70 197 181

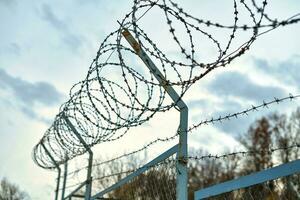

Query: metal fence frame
55 115 94 200
56 28 189 200
91 144 179 199
194 159 300 199
121 28 189 200
45 28 300 200
41 143 61 200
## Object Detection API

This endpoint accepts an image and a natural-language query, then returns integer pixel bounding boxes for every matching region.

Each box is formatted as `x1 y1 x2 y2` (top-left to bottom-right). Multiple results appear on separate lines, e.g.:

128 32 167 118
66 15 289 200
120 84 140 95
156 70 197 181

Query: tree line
2 108 299 199
0 178 29 200
93 108 300 200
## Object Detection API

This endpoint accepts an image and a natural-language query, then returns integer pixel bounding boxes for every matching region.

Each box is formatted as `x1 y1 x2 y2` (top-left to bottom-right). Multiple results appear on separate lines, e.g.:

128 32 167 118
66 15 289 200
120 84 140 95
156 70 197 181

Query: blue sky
0 0 299 199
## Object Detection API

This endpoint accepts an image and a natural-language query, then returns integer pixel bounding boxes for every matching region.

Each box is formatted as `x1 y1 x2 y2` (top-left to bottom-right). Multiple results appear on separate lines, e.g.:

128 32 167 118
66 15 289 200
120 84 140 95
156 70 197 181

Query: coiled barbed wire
33 0 300 169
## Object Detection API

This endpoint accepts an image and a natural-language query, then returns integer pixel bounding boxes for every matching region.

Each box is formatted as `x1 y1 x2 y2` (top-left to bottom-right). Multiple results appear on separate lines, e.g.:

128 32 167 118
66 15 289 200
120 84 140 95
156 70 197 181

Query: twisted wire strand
32 0 300 170
64 94 300 177
59 142 300 191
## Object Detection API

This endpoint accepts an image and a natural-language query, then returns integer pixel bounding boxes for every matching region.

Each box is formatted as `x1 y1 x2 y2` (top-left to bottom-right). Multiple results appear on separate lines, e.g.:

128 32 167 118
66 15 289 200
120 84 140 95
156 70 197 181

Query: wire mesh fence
91 157 177 200
68 156 300 199
204 173 300 200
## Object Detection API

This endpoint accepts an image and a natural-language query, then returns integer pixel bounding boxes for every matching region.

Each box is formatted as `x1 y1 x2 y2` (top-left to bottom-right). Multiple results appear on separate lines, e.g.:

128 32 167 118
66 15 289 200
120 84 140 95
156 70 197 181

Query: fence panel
91 145 178 199
194 159 300 200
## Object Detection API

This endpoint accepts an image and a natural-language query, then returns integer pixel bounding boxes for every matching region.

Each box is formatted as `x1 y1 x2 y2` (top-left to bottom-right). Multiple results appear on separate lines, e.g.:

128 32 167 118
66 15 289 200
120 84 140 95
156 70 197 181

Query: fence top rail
194 159 300 200
91 144 179 200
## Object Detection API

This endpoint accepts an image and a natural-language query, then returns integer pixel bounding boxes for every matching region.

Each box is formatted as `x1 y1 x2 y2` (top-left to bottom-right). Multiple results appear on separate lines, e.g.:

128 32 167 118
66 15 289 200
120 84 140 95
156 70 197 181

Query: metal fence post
177 107 188 200
121 28 188 200
62 114 93 200
61 158 68 199
85 151 93 199
41 143 61 200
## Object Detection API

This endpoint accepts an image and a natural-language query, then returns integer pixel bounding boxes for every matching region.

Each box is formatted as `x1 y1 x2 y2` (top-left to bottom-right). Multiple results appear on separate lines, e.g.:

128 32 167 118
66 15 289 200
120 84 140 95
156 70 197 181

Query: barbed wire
188 143 300 161
59 142 300 191
59 155 177 191
32 0 300 171
188 94 300 132
94 143 300 182
64 93 300 177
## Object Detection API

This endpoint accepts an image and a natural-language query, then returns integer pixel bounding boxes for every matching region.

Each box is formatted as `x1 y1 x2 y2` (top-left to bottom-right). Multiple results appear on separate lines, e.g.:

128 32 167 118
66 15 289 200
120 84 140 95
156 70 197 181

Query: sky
0 0 299 199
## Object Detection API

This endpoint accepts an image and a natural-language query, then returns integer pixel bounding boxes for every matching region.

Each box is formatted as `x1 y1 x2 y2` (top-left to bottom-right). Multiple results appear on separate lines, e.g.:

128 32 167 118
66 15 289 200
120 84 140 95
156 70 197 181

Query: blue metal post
63 114 93 200
177 107 188 200
61 158 68 200
41 143 61 200
121 29 188 200
55 169 62 200
194 159 300 199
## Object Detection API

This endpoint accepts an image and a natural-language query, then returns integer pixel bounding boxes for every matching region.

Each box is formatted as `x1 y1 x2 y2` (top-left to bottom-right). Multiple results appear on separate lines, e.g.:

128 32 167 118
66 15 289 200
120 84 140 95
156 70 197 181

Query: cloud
189 97 247 135
75 0 102 6
254 55 300 88
206 71 286 102
40 3 83 52
41 4 67 31
62 34 83 51
0 0 16 7
198 70 289 135
0 68 62 106
187 99 210 110
19 106 52 125
0 68 63 122
210 103 256 136
8 43 21 56
0 43 21 57
189 97 271 136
